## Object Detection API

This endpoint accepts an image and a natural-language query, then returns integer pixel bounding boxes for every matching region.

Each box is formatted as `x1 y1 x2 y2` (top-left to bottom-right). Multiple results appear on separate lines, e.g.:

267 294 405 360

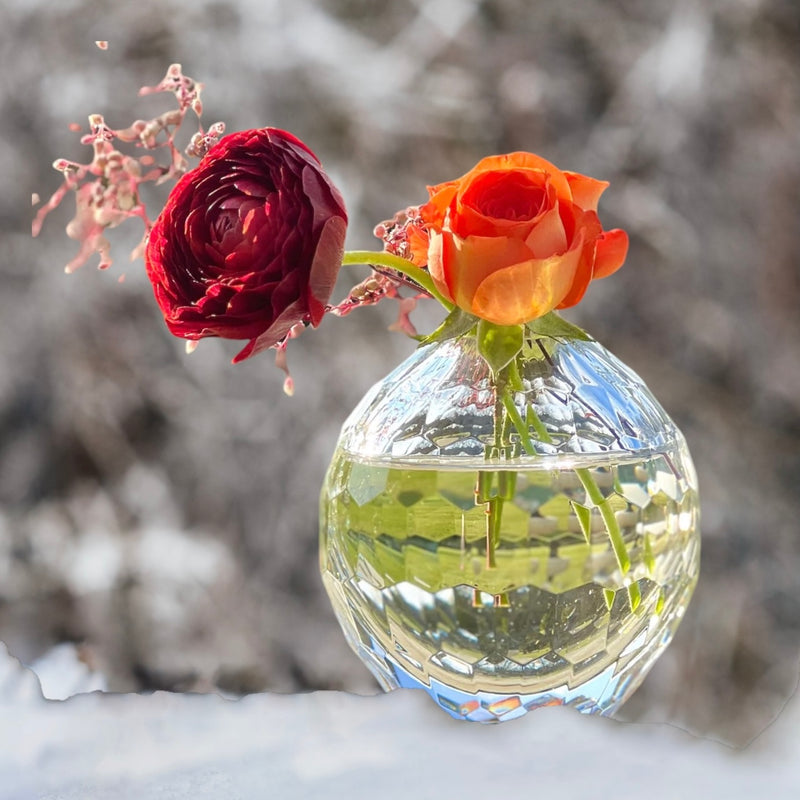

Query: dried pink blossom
274 322 308 396
374 206 425 263
329 272 422 338
33 64 225 273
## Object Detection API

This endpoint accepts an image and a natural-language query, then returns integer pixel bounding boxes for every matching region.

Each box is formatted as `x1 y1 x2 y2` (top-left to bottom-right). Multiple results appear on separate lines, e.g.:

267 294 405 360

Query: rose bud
410 152 628 326
145 128 347 362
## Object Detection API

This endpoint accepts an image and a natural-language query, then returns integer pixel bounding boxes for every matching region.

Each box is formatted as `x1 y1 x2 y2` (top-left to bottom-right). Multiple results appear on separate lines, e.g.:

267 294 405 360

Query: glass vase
320 332 699 722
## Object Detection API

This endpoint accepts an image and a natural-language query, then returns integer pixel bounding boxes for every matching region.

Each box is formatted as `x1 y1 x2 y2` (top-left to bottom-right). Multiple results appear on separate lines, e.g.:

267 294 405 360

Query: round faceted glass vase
320 333 699 722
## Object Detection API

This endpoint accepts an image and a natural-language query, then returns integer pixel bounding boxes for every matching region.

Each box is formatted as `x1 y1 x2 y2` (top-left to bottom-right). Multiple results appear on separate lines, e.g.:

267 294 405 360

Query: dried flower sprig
32 64 224 273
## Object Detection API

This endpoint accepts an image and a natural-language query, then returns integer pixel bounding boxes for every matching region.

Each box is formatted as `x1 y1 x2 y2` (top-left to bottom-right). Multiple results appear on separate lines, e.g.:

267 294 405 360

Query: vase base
341 615 683 723
369 647 631 722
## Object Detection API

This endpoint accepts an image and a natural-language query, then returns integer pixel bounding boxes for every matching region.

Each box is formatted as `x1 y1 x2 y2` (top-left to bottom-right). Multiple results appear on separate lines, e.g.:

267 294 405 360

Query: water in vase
320 446 700 722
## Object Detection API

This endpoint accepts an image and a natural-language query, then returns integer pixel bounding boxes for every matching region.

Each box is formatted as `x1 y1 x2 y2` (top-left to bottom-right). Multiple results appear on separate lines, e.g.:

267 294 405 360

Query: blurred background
2 0 798 747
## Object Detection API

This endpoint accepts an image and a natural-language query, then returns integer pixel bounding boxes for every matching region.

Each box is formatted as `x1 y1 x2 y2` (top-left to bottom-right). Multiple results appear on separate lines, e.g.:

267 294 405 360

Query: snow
1 643 798 799
28 644 107 701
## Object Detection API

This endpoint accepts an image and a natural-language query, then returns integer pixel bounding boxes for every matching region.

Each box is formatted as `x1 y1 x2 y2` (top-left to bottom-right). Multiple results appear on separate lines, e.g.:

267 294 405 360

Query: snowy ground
2 643 798 799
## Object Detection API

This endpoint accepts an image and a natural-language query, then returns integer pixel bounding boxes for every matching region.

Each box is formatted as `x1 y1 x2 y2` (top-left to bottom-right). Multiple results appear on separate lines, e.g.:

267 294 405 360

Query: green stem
575 467 638 610
486 497 501 569
484 378 503 574
476 367 513 607
342 250 454 311
526 406 551 447
575 468 631 576
493 370 507 451
502 394 535 456
503 355 634 585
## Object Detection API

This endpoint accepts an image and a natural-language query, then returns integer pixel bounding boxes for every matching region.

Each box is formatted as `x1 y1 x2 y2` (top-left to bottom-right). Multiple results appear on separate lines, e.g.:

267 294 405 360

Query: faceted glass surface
320 336 700 721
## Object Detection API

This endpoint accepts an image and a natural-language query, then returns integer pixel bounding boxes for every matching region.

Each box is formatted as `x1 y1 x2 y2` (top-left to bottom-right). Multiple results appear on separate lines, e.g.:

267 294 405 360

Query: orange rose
410 153 628 326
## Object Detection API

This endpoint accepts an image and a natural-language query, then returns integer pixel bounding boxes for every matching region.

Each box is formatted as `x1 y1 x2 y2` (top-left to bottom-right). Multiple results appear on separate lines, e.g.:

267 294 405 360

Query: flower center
211 210 238 244
464 170 547 222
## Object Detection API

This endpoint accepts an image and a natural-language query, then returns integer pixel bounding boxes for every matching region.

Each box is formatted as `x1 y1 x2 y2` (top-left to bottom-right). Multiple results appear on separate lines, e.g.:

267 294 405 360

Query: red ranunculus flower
145 128 347 362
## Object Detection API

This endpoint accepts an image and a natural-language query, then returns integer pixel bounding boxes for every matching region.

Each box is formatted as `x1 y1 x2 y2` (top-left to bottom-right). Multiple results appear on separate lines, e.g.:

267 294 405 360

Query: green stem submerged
489 348 639 611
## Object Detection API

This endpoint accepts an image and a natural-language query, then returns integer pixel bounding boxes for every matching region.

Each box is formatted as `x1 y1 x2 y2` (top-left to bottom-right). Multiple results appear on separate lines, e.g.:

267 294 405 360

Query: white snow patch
29 643 107 701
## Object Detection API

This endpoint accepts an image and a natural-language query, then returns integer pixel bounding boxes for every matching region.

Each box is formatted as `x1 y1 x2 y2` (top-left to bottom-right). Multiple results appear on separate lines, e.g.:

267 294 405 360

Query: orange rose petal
427 230 452 301
423 153 574 222
556 238 595 310
465 153 572 201
593 228 629 279
406 225 430 267
564 172 609 211
429 231 490 307
471 243 583 326
426 178 460 200
420 182 459 227
524 194 568 258
442 233 535 312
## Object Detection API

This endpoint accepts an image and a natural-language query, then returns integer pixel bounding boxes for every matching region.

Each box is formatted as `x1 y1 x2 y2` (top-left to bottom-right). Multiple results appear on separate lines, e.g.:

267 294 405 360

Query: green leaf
525 312 593 341
571 501 593 543
477 321 524 376
419 307 478 346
